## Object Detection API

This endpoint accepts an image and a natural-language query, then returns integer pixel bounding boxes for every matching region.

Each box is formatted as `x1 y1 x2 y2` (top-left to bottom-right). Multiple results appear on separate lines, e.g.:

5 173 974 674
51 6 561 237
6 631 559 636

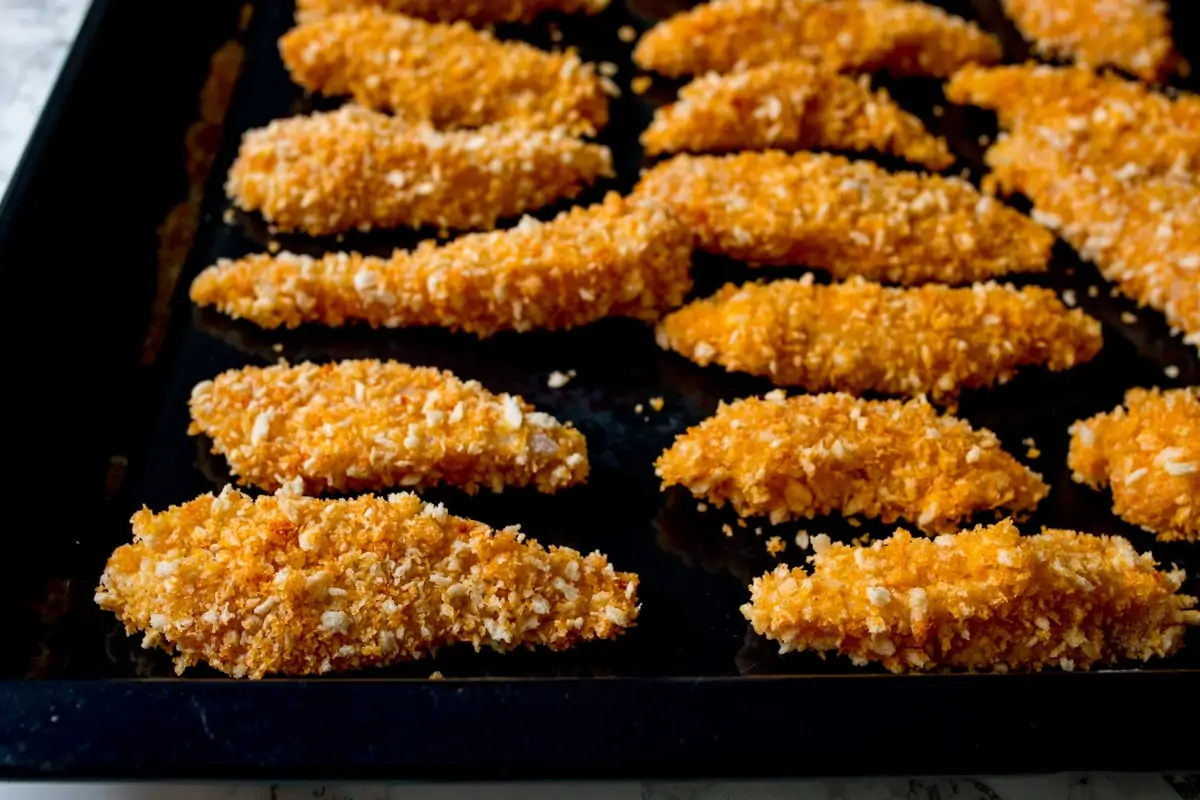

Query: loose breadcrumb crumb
999 0 1180 82
1165 365 1180 379
547 370 576 388
191 193 692 336
766 536 786 556
641 61 952 169
96 487 638 678
795 531 809 549
656 392 1048 534
632 0 999 78
631 76 652 95
656 277 1101 402
295 0 611 25
649 397 664 412
1069 387 1199 542
429 670 445 680
635 151 1050 284
618 24 637 43
743 519 1198 672
226 105 612 235
723 524 734 537
280 10 609 136
188 360 588 495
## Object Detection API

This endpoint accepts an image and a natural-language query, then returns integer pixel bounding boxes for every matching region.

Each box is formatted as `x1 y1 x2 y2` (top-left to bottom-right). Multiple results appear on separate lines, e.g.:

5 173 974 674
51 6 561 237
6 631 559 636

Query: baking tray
1 0 1198 780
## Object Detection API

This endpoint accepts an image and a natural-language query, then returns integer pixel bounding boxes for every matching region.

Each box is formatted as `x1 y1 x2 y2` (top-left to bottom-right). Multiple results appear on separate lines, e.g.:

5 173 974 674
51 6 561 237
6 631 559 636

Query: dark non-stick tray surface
1 0 1198 780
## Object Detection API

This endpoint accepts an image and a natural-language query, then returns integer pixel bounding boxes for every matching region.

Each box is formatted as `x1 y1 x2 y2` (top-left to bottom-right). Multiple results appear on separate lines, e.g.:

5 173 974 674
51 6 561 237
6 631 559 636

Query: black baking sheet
0 0 1197 779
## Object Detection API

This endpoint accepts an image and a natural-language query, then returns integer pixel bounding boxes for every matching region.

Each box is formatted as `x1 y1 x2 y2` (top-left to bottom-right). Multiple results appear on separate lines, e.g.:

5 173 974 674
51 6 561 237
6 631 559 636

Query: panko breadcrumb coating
742 519 1199 672
1069 387 1199 543
226 105 613 235
656 276 1102 402
279 10 610 136
640 61 953 169
946 64 1200 131
96 487 638 678
987 122 1200 351
188 360 589 495
634 151 1051 283
632 0 1000 79
294 0 610 24
1000 0 1179 83
655 392 1048 533
190 193 693 336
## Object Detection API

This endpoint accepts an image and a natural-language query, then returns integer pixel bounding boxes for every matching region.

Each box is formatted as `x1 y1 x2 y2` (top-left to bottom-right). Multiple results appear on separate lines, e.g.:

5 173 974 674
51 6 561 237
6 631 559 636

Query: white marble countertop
0 2 1196 798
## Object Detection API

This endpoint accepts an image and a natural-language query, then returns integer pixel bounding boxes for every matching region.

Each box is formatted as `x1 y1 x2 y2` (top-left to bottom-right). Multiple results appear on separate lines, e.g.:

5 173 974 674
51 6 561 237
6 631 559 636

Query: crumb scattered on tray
631 75 652 94
766 536 786 556
618 24 637 43
547 370 576 389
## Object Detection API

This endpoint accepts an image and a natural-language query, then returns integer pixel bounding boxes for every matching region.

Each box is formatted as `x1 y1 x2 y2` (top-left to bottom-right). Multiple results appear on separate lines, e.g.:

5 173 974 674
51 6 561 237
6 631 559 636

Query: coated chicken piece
640 61 953 169
279 10 610 135
188 360 589 495
294 0 610 24
986 122 1200 351
999 0 1180 83
1069 387 1200 543
191 193 693 336
96 487 639 678
634 151 1051 283
226 105 612 235
655 391 1048 533
946 63 1200 130
742 519 1199 672
632 0 1000 79
656 276 1102 402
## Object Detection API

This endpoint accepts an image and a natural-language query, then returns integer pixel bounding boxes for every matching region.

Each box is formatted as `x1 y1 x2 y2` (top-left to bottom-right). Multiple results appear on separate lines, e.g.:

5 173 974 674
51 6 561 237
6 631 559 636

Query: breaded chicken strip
1069 387 1199 543
294 0 610 24
656 391 1048 533
191 194 693 336
946 64 1200 130
634 151 1051 283
188 360 589 495
641 61 952 169
987 122 1200 351
280 10 610 135
743 519 1199 672
226 105 612 235
96 487 638 678
656 277 1102 402
632 0 1000 79
999 0 1180 82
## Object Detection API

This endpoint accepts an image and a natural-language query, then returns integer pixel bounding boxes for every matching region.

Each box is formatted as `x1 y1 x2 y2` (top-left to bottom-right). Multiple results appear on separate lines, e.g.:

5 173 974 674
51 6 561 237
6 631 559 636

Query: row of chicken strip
97 358 1198 678
96 4 1198 678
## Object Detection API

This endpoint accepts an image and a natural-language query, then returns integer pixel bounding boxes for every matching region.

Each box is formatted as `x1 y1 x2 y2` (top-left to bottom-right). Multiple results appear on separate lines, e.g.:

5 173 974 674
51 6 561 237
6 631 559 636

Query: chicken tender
655 391 1048 533
634 151 1051 283
632 0 1000 79
640 61 952 169
656 276 1102 402
95 487 638 679
226 105 612 235
987 123 1200 351
742 519 1198 672
280 10 610 135
294 0 610 24
999 0 1179 83
946 64 1200 130
188 360 589 495
1069 387 1200 543
191 194 693 336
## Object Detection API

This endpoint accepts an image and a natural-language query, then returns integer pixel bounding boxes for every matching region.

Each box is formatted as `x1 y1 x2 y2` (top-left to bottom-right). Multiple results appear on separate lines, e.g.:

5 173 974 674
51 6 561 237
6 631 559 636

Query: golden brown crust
225 105 613 235
743 519 1198 672
279 10 610 135
1069 387 1200 542
96 488 638 678
294 0 610 24
634 151 1051 283
188 360 589 495
632 0 1000 78
656 277 1102 402
640 61 952 169
655 392 1048 533
999 0 1179 82
191 193 693 336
